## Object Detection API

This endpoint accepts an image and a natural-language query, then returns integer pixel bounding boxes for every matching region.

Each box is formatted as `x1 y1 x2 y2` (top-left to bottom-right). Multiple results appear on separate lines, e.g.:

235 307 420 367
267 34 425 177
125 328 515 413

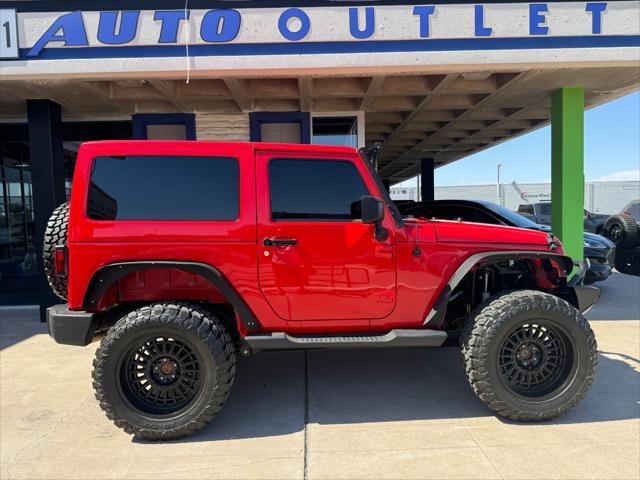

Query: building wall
195 114 250 141
391 181 640 215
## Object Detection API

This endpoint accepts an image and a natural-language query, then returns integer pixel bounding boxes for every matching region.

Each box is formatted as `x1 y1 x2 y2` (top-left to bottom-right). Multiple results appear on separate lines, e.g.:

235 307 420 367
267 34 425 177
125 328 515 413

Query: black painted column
420 158 435 202
27 100 66 320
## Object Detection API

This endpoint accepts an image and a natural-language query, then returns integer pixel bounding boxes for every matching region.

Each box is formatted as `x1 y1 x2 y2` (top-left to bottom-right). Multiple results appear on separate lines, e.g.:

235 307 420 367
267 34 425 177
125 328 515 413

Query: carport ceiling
1 66 638 183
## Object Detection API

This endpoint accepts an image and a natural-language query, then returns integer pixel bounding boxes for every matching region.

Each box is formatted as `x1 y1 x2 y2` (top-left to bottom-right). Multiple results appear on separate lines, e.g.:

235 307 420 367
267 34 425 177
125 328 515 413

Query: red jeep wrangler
44 140 599 440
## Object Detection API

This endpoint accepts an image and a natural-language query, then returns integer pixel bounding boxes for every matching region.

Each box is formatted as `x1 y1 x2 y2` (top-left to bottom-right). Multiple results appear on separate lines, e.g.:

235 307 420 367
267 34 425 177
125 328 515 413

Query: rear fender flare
82 261 261 330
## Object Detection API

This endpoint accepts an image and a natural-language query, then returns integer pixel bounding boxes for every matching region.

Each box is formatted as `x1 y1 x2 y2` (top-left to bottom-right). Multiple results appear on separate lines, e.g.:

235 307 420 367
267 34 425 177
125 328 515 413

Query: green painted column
551 87 584 269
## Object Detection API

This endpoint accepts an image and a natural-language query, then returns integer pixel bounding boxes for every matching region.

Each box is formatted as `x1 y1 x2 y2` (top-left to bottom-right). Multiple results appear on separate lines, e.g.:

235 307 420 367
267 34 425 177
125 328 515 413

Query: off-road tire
603 214 639 249
43 202 69 300
615 247 640 276
92 302 236 440
461 290 597 421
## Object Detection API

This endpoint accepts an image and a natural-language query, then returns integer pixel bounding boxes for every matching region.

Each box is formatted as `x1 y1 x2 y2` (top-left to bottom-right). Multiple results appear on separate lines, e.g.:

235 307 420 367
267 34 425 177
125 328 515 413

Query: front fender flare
423 250 574 328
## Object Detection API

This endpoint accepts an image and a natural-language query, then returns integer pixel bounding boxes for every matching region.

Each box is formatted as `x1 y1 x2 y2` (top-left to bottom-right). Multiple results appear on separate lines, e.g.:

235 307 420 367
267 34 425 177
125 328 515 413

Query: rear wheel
461 290 597 421
43 202 69 300
603 214 639 249
92 303 236 440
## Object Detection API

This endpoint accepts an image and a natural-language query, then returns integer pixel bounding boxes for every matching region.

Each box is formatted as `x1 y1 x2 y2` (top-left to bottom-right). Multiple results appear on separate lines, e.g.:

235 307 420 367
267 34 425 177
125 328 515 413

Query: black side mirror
361 195 389 242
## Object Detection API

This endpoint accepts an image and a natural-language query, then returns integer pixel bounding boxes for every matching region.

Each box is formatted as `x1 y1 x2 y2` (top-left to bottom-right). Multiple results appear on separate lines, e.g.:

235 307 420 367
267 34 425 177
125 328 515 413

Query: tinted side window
471 209 500 225
404 205 438 218
269 159 369 221
88 155 239 221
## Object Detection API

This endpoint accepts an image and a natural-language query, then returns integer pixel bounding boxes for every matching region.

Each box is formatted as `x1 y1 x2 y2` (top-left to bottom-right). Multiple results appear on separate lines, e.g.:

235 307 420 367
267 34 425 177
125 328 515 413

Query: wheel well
83 261 261 331
433 255 570 333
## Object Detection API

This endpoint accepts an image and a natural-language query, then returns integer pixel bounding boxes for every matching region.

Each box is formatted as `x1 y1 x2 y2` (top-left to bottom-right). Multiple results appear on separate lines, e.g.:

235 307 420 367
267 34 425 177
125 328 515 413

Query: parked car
602 200 640 276
44 140 598 440
400 200 615 284
517 202 609 234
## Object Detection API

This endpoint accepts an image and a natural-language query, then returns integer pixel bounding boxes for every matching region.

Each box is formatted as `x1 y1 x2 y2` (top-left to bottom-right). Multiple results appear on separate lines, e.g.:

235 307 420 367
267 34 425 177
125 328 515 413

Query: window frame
267 157 371 223
311 111 365 149
132 113 196 140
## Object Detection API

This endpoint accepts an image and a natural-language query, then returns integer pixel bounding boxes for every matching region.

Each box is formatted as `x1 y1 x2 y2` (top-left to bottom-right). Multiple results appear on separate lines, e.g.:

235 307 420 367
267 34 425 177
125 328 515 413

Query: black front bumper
47 304 97 346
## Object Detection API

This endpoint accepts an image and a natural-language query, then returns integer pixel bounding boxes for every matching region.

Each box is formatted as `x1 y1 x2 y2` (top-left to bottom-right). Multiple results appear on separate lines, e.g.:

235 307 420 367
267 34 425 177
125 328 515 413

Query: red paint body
67 141 562 336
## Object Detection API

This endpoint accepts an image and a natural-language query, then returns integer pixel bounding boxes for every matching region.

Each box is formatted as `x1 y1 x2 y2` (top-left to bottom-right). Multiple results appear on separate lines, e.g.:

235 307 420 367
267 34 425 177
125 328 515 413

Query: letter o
201 9 241 43
278 8 310 41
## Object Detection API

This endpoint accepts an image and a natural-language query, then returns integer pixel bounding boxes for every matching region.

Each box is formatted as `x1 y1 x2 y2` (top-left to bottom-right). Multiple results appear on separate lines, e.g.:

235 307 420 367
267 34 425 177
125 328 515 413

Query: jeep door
256 150 396 321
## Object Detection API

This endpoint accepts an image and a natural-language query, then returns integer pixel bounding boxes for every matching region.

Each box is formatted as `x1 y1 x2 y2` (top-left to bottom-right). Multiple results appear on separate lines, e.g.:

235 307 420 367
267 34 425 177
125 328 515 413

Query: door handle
263 238 298 247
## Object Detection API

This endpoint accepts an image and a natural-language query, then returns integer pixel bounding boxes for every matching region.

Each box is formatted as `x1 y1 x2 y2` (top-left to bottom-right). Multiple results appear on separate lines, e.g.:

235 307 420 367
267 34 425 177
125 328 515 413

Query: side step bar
244 329 448 353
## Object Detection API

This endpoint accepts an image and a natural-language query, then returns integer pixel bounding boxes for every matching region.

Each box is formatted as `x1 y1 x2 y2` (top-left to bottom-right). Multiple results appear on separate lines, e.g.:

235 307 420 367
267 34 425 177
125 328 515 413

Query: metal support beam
27 100 67 321
420 158 435 202
551 87 584 267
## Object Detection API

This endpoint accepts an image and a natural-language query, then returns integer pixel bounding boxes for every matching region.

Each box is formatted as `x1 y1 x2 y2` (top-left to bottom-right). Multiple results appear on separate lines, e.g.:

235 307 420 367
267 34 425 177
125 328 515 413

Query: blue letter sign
27 11 88 57
154 10 190 43
474 5 492 37
97 11 140 45
413 6 435 38
530 4 549 35
349 7 375 39
278 8 310 41
585 3 607 34
201 9 241 42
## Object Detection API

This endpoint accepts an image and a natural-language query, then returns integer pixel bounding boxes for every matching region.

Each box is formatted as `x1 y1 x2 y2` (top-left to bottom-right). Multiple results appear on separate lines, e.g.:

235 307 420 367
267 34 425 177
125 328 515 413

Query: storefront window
0 142 37 305
311 114 363 149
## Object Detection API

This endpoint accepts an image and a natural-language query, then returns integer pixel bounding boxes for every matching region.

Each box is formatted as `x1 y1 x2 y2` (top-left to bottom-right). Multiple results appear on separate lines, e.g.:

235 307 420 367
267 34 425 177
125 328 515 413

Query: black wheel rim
609 224 622 242
119 336 202 415
498 322 574 398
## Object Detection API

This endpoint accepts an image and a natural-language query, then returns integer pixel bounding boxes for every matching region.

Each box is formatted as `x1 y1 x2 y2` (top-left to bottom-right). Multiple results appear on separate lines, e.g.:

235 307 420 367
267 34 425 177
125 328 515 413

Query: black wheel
461 290 597 421
603 214 639 249
92 303 236 440
43 202 69 300
615 248 640 276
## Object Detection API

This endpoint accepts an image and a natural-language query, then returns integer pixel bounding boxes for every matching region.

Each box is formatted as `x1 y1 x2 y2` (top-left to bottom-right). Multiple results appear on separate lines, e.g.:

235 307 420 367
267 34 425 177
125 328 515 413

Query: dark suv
518 202 609 234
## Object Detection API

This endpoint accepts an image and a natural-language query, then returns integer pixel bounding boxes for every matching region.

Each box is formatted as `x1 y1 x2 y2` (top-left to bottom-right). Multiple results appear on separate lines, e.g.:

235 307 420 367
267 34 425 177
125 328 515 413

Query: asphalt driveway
1 272 639 480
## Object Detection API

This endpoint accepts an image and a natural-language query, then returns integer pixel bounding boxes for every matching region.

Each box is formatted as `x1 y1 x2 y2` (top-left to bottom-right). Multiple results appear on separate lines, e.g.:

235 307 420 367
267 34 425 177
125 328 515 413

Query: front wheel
461 290 597 421
92 303 236 440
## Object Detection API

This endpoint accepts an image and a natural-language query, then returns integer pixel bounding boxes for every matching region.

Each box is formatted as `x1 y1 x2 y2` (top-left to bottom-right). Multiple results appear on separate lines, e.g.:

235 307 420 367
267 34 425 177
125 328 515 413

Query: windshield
538 203 552 215
477 201 542 229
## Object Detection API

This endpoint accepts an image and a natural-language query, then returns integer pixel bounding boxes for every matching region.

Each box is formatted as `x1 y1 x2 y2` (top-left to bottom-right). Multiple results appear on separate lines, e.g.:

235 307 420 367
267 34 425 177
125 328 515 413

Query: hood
523 223 614 248
432 219 555 247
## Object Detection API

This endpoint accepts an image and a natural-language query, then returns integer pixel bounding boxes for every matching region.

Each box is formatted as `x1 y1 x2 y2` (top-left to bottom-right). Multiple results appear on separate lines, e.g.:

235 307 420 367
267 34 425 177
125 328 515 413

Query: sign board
1 2 638 78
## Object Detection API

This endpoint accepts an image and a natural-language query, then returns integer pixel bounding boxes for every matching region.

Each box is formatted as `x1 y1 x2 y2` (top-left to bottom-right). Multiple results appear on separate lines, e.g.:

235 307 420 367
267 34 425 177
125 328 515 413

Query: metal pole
496 162 502 204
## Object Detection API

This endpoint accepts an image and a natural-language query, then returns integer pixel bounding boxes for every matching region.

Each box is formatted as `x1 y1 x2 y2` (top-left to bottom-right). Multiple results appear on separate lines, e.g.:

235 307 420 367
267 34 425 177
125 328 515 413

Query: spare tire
43 202 69 301
603 214 639 249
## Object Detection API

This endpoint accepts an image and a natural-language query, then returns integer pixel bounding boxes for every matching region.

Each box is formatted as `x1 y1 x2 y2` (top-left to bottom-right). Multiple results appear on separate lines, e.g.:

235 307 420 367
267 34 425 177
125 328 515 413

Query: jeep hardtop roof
78 140 358 155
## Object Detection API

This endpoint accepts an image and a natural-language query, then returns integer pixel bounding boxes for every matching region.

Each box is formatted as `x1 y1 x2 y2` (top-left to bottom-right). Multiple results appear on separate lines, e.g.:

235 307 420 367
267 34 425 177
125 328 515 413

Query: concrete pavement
1 272 639 480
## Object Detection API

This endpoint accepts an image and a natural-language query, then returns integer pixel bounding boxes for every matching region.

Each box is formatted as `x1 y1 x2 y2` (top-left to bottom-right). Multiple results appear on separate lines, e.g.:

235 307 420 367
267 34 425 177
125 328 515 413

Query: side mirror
361 195 389 242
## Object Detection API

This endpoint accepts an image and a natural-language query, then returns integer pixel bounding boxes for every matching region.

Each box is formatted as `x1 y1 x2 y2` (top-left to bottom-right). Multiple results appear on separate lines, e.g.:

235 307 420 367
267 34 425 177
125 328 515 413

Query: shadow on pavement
162 344 639 444
0 307 45 350
587 272 640 321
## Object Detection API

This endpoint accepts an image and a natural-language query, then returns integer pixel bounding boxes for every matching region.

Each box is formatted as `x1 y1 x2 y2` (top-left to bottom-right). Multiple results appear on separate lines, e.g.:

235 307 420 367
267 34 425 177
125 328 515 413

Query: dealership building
0 0 639 307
